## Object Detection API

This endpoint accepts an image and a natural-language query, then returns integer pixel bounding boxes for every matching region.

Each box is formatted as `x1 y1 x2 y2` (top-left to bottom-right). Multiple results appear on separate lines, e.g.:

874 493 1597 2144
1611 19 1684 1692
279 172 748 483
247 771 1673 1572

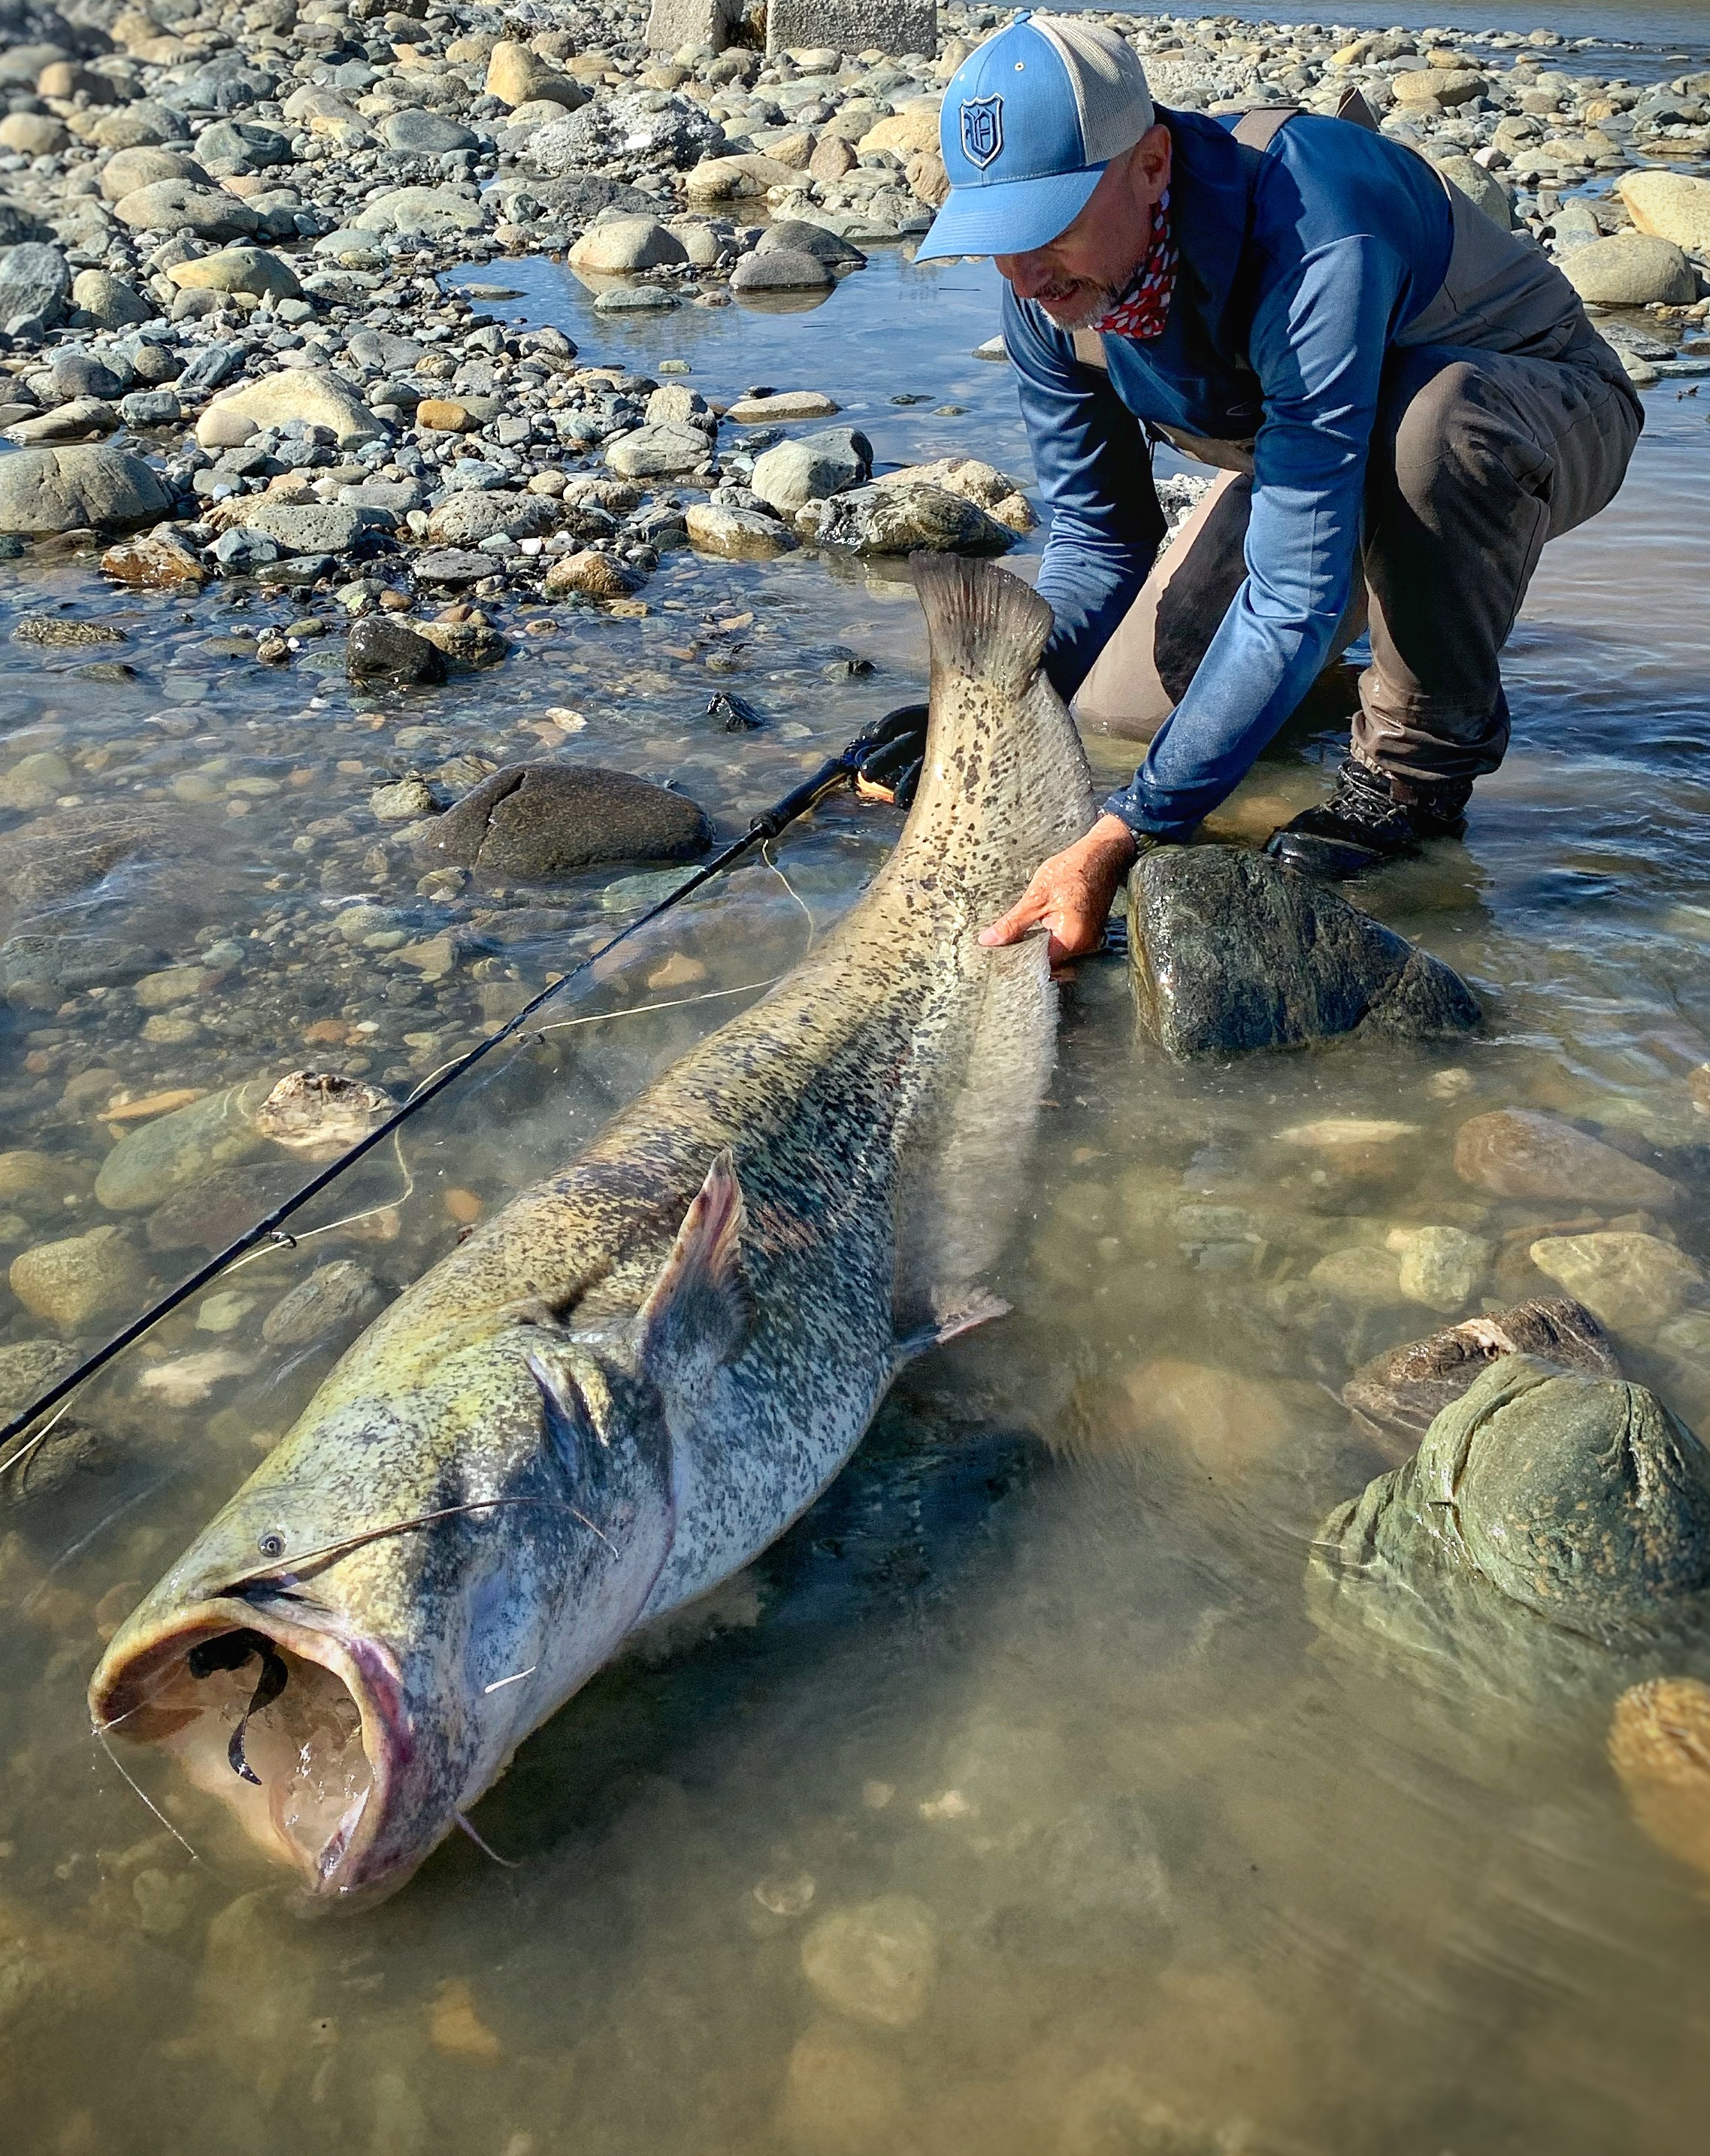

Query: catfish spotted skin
89 557 1097 1903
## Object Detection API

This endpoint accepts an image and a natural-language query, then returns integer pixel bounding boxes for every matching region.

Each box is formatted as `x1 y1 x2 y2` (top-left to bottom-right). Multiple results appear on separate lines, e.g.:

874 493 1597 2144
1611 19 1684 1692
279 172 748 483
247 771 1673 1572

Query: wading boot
1264 759 1469 880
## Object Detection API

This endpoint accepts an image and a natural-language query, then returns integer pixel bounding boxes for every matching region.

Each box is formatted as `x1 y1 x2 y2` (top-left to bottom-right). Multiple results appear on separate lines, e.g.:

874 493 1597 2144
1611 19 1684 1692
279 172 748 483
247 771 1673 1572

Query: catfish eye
257 1531 286 1561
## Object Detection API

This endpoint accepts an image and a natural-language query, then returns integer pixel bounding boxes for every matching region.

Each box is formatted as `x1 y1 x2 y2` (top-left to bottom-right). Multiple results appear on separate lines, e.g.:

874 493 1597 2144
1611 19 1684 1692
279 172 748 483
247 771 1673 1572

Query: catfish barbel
89 555 1096 1904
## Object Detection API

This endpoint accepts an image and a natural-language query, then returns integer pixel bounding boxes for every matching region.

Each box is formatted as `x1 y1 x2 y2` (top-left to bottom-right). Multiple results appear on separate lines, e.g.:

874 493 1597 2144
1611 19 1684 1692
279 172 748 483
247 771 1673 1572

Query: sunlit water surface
2 171 1709 2156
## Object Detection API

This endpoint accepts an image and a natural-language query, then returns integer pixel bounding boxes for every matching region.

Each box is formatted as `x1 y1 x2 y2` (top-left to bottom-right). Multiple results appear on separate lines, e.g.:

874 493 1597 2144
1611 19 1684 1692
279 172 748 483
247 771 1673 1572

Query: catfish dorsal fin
636 1150 753 1416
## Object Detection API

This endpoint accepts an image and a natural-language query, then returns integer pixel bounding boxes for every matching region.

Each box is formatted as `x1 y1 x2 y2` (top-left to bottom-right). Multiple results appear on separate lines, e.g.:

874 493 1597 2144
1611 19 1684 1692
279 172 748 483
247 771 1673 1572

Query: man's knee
1380 358 1530 526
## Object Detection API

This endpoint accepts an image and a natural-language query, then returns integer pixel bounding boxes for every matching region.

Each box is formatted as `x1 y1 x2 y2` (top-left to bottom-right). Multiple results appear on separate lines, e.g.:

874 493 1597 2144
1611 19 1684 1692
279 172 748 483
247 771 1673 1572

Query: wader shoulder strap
1070 89 1379 375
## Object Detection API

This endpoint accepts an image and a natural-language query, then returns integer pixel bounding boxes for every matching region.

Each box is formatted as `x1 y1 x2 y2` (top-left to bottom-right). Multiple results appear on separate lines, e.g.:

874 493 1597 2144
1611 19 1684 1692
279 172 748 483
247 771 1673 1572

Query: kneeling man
914 15 1642 961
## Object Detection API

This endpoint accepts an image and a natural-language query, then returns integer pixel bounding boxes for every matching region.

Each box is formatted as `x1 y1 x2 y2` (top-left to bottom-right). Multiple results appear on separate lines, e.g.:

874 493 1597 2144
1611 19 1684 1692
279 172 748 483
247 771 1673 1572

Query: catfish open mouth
89 1605 389 1898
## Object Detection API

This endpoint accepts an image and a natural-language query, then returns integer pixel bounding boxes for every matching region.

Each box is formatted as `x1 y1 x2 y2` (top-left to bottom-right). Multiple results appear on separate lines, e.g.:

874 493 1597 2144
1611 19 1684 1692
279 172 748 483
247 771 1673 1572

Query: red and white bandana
1089 186 1178 341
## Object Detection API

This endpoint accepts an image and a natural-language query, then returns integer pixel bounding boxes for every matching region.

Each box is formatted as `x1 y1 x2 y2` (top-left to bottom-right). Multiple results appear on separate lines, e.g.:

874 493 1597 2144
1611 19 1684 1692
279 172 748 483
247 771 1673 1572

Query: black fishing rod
0 703 930 1461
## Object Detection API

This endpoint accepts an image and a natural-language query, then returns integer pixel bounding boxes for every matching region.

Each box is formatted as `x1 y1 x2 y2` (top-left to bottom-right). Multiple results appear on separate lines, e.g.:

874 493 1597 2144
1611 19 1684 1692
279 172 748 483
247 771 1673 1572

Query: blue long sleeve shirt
1005 107 1455 840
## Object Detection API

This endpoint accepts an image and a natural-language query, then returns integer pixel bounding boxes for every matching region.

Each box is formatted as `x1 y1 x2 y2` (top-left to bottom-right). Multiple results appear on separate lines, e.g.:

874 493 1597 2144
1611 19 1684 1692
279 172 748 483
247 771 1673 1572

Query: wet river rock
1609 1677 1710 1885
261 1260 387 1348
416 762 713 881
346 616 448 686
1127 846 1478 1058
1453 1107 1678 1208
1320 1355 1710 1638
1343 1294 1620 1446
144 1159 304 1254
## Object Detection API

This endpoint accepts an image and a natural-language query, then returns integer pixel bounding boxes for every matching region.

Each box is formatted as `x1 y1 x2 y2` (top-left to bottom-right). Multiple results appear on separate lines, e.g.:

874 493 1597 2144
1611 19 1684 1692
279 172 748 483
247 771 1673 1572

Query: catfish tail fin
910 550 1053 704
900 554 1096 892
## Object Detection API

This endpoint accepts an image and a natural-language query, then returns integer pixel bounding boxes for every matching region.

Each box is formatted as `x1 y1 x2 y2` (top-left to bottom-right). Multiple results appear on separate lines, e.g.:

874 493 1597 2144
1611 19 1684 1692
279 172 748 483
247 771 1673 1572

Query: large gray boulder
1126 845 1478 1058
751 425 872 514
764 0 937 58
0 444 170 533
236 498 386 554
1560 233 1697 307
415 764 713 881
526 92 722 176
422 490 561 547
0 239 68 329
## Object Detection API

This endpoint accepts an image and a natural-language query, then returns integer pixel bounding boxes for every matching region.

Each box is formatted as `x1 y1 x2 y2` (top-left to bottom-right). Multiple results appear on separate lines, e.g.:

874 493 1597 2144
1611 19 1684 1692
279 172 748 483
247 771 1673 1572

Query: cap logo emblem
960 95 1004 170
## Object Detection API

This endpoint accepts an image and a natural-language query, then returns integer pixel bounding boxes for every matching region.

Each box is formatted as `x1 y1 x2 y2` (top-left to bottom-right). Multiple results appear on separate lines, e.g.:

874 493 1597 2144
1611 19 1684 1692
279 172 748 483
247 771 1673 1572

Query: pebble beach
5 5 1710 2154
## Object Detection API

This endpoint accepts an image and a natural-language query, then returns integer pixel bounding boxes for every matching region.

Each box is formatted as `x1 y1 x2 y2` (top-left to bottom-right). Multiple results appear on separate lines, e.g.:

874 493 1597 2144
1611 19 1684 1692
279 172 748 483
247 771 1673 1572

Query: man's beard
1037 281 1121 332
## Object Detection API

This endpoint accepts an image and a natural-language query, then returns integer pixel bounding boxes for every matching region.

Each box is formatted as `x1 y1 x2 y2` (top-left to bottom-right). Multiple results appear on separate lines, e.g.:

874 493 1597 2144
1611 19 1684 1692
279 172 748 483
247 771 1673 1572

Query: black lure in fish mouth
186 1628 290 1785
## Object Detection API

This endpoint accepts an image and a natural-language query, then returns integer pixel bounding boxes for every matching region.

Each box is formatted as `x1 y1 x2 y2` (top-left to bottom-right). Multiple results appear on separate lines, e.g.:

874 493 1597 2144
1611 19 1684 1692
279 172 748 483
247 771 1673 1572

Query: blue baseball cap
916 14 1155 262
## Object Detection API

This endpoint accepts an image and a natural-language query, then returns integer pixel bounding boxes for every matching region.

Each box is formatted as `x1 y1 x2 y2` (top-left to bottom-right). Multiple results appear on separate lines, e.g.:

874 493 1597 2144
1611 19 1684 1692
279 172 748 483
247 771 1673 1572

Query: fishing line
0 706 931 1464
93 1724 203 1863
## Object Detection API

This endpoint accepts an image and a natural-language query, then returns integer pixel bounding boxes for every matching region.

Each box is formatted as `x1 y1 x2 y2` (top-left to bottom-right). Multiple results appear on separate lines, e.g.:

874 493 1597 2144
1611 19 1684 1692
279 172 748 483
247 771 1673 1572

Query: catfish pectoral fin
894 1290 1012 1365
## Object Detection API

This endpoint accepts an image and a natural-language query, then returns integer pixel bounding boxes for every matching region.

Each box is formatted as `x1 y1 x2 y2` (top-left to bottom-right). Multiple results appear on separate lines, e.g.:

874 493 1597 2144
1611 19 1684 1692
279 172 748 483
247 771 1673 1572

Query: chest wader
1062 95 1643 815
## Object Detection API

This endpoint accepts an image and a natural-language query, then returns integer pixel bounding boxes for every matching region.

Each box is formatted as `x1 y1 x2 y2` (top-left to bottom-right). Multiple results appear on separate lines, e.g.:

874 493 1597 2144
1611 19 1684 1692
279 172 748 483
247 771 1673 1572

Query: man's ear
1131 120 1173 198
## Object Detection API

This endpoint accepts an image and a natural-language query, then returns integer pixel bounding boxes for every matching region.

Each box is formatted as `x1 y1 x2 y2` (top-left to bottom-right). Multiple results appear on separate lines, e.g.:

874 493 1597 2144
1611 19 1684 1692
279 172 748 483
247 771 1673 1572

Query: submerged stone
1320 1355 1710 1635
1453 1107 1678 1207
10 1225 144 1331
1527 1230 1705 1334
1342 1294 1619 1443
799 1894 937 2030
94 1080 274 1212
1609 1677 1710 1885
1127 846 1478 1058
416 763 712 881
346 616 447 685
262 1261 386 1347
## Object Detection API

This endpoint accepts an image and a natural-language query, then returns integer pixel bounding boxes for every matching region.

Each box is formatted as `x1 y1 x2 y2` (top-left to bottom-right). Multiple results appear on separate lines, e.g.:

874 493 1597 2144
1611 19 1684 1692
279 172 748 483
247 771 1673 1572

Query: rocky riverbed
5 5 1710 2155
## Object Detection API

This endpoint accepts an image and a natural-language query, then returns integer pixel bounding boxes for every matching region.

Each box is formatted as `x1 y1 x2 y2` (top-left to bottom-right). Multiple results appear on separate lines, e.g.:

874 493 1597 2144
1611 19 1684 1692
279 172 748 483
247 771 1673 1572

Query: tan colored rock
684 502 796 559
1529 1231 1705 1334
905 146 949 208
484 39 583 110
1453 1107 1677 1207
196 370 389 452
1610 1677 1710 1884
101 529 207 588
683 153 797 201
1391 67 1486 107
725 389 840 423
0 1150 77 1202
168 247 301 300
776 2021 904 2154
1120 1357 1298 1478
567 217 687 273
800 1896 937 2030
543 550 643 598
858 101 942 158
0 112 66 155
1617 170 1710 258
98 144 201 202
10 1225 144 1332
414 398 473 432
765 127 817 169
808 132 856 181
1561 234 1697 308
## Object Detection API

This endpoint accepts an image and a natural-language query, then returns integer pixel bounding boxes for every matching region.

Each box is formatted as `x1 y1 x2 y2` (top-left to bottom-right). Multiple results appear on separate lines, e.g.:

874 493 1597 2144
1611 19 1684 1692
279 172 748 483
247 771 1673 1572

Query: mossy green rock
1320 1355 1710 1636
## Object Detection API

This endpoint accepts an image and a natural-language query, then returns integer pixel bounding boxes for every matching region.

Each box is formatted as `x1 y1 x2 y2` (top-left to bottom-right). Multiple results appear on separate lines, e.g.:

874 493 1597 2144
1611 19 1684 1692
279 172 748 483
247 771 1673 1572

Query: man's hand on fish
979 813 1140 973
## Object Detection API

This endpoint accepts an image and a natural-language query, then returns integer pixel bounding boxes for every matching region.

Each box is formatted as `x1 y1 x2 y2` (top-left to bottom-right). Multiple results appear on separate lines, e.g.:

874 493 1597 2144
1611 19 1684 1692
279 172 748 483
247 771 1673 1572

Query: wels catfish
89 556 1095 1904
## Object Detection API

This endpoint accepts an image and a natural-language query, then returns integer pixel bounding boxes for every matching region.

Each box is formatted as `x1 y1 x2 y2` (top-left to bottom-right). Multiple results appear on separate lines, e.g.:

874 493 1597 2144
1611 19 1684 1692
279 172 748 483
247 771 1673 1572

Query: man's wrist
1082 813 1143 870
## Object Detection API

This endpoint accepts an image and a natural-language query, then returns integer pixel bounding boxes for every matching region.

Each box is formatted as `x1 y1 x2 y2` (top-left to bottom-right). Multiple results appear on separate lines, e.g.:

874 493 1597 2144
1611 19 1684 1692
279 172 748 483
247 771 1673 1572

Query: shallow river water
4 83 1710 2156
